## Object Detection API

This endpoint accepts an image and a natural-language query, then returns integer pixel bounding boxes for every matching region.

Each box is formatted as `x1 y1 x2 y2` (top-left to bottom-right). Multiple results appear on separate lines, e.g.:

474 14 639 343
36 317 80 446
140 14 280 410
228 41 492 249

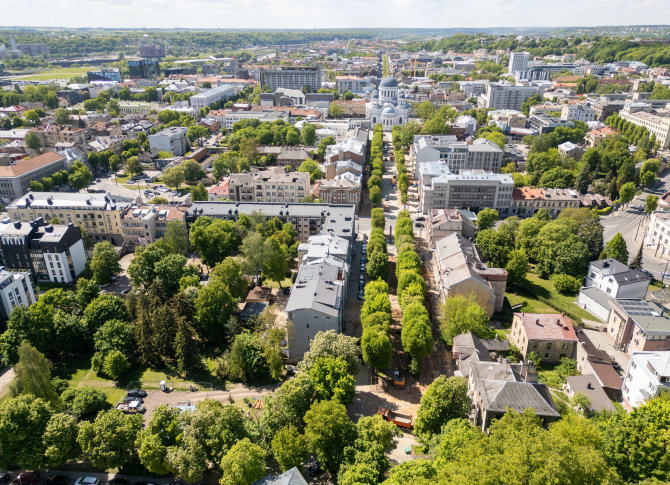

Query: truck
377 407 413 429
115 400 146 414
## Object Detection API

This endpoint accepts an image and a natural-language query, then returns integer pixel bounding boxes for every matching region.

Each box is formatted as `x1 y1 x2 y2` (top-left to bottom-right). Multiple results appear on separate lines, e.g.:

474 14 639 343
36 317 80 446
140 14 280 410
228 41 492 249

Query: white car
75 478 99 485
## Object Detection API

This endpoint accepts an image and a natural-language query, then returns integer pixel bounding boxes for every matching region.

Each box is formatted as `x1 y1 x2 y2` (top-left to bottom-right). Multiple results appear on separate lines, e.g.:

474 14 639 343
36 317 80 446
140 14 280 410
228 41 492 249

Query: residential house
452 332 510 377
607 298 670 355
427 209 464 246
252 467 308 485
564 375 617 412
622 351 670 409
120 205 186 253
0 267 36 322
510 187 581 218
574 326 623 400
509 313 578 363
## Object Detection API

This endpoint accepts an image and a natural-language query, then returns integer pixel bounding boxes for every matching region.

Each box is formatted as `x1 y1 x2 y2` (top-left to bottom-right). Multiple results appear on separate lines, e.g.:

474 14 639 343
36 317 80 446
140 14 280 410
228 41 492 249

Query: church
365 76 410 131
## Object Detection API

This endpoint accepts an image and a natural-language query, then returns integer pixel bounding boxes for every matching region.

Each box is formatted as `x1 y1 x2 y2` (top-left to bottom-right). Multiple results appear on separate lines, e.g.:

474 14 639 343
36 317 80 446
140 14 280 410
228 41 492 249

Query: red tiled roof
516 313 578 341
512 187 544 201
0 152 64 178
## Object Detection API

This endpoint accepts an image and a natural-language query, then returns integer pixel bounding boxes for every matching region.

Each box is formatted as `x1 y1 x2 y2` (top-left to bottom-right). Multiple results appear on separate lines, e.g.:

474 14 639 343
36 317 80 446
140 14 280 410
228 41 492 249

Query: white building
211 110 289 130
365 76 410 131
261 66 321 91
454 115 477 136
619 110 670 149
148 127 188 157
561 104 596 122
118 101 162 115
508 52 530 74
0 268 36 321
411 136 504 178
418 163 514 215
644 211 670 258
482 83 544 111
189 85 236 108
622 351 670 409
336 76 368 94
460 80 489 98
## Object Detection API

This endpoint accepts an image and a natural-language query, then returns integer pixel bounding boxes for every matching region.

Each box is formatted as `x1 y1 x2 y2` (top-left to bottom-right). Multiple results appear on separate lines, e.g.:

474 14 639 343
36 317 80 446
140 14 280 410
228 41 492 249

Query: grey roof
579 286 613 309
565 375 617 412
590 259 651 285
8 191 133 211
187 201 355 222
379 76 398 88
285 257 346 317
613 298 670 335
253 467 308 485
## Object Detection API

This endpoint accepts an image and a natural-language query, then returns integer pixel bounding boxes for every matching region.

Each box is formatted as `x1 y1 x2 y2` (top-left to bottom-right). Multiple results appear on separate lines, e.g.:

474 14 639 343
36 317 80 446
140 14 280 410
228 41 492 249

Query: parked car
359 275 365 283
109 478 128 485
13 473 40 485
75 479 99 485
123 396 144 403
0 474 12 484
45 477 69 485
358 289 365 300
127 389 148 398
416 216 425 221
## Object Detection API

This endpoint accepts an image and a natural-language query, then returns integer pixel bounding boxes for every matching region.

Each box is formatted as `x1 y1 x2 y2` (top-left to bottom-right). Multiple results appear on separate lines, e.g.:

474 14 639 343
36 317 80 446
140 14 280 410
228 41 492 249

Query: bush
551 274 582 295
596 206 612 215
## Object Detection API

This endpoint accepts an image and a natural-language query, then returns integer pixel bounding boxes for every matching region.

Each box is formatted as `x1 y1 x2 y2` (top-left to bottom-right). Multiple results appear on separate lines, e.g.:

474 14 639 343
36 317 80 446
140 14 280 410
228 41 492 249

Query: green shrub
551 274 582 295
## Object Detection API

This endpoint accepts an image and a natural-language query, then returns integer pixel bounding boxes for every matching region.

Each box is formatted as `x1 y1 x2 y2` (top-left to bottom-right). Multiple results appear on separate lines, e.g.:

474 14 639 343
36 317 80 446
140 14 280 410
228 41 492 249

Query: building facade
261 66 321 91
0 268 36 322
607 299 670 355
121 205 186 253
0 153 69 202
622 351 670 409
510 187 581 218
411 136 504 176
510 312 578 363
483 83 544 111
189 85 236 108
148 127 188 156
365 76 410 131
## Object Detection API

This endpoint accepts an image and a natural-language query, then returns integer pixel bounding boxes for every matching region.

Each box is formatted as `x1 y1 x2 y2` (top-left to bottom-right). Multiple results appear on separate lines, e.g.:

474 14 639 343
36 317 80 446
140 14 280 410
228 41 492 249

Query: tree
76 278 99 309
475 228 514 268
211 258 247 300
329 103 345 118
29 180 44 192
25 132 41 151
90 241 121 284
575 163 590 194
9 342 59 405
102 350 130 380
304 400 356 474
55 108 71 125
297 158 323 182
421 116 450 135
272 425 309 471
641 170 657 187
219 438 266 485
361 325 392 372
43 413 79 467
189 217 240 267
604 233 629 264
619 181 636 206
68 163 93 190
301 123 316 146
476 208 498 230
369 185 382 206
440 295 493 345
371 208 385 230
401 303 433 369
162 166 185 190
286 126 300 145
164 220 189 255
125 156 143 177
0 394 53 470
416 101 434 120
61 386 109 420
551 274 582 295
414 376 470 443
187 125 210 145
645 194 659 215
83 294 129 334
78 409 143 470
384 460 437 485
261 237 289 284
190 182 207 201
194 277 237 344
367 247 389 281
630 242 644 269
299 330 362 375
505 250 529 284
308 356 356 405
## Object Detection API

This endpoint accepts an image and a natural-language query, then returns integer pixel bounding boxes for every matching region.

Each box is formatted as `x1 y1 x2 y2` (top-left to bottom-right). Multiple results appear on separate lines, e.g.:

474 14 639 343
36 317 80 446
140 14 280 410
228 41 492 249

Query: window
546 343 552 349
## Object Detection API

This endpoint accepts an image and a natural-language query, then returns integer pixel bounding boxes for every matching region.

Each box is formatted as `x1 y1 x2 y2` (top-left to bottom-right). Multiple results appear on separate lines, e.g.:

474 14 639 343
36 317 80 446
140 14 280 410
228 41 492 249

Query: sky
2 0 670 29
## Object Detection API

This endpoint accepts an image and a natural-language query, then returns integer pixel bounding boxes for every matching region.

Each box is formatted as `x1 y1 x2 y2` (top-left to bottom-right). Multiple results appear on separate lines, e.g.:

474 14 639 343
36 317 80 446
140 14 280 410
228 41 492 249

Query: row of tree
368 125 385 207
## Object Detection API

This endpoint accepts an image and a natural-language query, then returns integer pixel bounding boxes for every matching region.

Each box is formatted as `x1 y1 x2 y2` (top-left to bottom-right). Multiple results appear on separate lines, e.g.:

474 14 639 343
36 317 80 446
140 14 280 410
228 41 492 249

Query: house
252 467 307 485
564 375 617 412
315 176 361 207
509 313 578 363
622 351 670 409
285 257 348 361
452 332 510 377
427 209 463 246
433 233 507 315
469 360 560 431
557 141 585 160
120 205 187 253
577 259 650 321
574 326 623 400
607 298 670 355
510 187 581 218
276 146 311 167
207 180 229 201
0 267 36 322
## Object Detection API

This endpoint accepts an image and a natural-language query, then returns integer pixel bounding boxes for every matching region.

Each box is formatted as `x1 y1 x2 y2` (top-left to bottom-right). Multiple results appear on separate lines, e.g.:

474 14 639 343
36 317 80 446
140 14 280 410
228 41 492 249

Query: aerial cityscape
0 19 670 485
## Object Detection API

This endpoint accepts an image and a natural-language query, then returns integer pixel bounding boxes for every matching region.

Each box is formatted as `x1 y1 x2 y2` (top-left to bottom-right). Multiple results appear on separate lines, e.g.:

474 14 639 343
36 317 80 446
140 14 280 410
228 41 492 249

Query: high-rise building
483 83 544 111
261 66 321 91
508 51 530 74
87 68 121 83
128 59 160 79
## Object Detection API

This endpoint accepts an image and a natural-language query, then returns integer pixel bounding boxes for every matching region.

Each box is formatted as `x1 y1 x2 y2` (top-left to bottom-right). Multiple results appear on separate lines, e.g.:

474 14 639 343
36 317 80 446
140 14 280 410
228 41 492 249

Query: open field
10 66 91 81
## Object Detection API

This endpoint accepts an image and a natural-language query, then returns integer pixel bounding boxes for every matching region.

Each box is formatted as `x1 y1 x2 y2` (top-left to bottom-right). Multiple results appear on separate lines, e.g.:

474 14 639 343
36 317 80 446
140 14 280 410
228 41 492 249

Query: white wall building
561 104 596 122
644 211 670 258
411 136 504 178
365 76 410 131
622 351 670 409
148 126 188 157
482 83 544 111
619 110 670 149
189 85 236 108
0 268 36 321
508 52 530 74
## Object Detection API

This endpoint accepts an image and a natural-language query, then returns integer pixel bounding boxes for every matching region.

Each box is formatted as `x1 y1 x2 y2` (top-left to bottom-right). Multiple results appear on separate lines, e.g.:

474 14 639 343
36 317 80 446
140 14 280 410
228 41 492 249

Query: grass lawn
263 276 293 288
537 362 567 389
12 66 91 81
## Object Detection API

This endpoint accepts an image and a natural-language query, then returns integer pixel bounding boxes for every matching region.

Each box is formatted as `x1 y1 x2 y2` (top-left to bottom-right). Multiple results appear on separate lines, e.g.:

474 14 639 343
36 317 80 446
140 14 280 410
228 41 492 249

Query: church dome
379 76 398 88
398 91 405 98
381 106 396 116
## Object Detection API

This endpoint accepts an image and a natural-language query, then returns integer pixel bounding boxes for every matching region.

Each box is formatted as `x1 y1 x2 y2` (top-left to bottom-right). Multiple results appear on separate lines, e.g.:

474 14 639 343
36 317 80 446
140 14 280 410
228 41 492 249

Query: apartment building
509 312 578 363
0 268 36 322
561 104 595 122
482 83 544 111
121 205 186 253
510 187 581 218
607 299 670 355
418 163 513 215
315 175 361 207
225 168 310 204
508 52 530 74
528 114 575 135
148 127 188 157
118 101 162 115
0 218 86 284
325 138 366 165
622 351 670 409
189 85 236 108
261 66 321 91
411 136 504 177
32 125 86 147
0 152 69 202
324 160 362 180
619 109 670 148
6 192 132 244
644 211 670 258
336 76 368 93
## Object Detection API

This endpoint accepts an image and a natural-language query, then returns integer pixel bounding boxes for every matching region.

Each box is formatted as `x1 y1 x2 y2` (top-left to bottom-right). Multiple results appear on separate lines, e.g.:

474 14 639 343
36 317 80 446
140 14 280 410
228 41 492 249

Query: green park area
12 66 91 81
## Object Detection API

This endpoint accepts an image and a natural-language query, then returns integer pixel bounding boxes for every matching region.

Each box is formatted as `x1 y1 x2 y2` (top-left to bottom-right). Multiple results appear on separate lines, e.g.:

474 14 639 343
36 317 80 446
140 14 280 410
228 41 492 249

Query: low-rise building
564 375 617 412
574 326 623 400
121 205 186 253
509 312 578 363
324 159 362 180
32 125 86 147
622 351 670 409
510 187 580 218
427 208 467 245
528 114 575 134
118 101 162 115
0 267 36 322
226 168 310 204
411 136 504 176
297 234 350 264
315 175 361 207
452 332 510 377
585 126 618 147
607 298 670 355
0 152 69 202
148 127 188 157
325 138 366 165
644 211 670 258
561 103 595 122
433 233 507 315
336 76 368 94
619 109 670 149
331 99 366 118
189 85 236 108
557 141 585 160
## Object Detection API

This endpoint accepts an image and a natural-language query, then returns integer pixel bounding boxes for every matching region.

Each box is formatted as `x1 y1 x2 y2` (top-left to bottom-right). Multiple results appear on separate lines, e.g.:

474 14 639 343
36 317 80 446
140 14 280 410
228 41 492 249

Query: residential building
324 159 362 180
561 104 595 122
508 52 530 74
585 126 618 147
482 83 544 111
208 180 229 201
148 127 188 157
460 80 489 98
325 138 366 165
644 211 670 258
469 360 560 431
297 234 350 264
189 85 236 108
211 109 289 130
528 114 575 134
186 202 356 243
622 351 670 409
276 146 311 167
336 76 368 94
410 136 504 176
226 168 310 203
331 99 367 118
607 299 670 355
315 175 361 207
557 141 585 160
619 110 670 148
285 257 348 361
427 208 463 245
564 375 617 412
452 332 510 377
366 77 410 131
118 101 162 115
418 163 514 215
0 218 86 283
32 125 86 147
0 152 69 202
433 233 507 315
261 66 321 91
120 205 186 253
0 268 36 322
6 192 132 244
574 326 622 400
253 467 308 485
304 93 332 109
510 187 581 218
509 312 578 363
577 259 651 321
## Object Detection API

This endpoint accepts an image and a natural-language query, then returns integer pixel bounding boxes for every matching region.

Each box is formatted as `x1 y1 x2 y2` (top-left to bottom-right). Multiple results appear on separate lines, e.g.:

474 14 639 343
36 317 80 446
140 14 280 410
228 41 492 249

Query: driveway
582 328 630 369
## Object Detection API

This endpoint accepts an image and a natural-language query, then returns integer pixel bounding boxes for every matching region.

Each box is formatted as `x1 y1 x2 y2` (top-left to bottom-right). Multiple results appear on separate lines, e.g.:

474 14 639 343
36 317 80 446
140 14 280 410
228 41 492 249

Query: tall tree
77 409 144 470
630 242 644 269
9 342 59 405
271 425 310 472
476 208 499 230
304 400 356 474
90 241 121 284
219 438 266 485
414 376 471 443
164 220 189 255
0 394 53 470
604 233 629 264
361 325 392 372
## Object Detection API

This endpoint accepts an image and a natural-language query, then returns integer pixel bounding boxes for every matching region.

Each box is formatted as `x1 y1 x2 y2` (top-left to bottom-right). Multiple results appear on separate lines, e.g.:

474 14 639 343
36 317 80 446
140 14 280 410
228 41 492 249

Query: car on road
13 473 40 485
45 476 69 485
358 289 365 300
360 263 366 272
127 389 148 398
384 195 390 201
416 216 425 221
0 474 12 484
74 478 99 485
